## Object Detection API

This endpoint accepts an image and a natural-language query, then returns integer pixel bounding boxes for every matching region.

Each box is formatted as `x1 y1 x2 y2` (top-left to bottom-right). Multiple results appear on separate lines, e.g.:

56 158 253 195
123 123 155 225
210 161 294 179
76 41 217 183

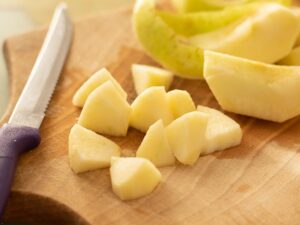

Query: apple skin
133 0 205 79
158 3 258 37
133 0 298 79
189 4 300 64
171 0 291 13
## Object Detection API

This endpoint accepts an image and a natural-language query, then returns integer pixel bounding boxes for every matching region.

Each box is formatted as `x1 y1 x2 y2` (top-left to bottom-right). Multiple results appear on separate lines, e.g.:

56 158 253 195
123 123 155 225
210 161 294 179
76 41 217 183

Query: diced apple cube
110 157 162 200
130 86 173 133
73 68 127 107
132 64 174 95
166 111 208 165
197 105 242 155
69 124 121 173
79 81 131 136
136 120 175 167
166 89 196 119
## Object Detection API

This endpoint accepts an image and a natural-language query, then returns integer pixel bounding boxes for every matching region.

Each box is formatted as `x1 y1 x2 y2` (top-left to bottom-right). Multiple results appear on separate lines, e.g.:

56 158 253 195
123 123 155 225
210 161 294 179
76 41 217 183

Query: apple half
204 51 300 122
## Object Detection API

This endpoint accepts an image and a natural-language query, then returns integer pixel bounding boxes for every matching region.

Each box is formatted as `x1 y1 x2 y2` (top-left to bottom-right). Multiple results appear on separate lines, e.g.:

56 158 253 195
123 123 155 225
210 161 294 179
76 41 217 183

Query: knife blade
0 3 72 218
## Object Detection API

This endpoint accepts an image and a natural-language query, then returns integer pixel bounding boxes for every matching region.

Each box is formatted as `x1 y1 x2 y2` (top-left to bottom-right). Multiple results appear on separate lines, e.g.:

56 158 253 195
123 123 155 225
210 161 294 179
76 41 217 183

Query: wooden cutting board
2 7 300 225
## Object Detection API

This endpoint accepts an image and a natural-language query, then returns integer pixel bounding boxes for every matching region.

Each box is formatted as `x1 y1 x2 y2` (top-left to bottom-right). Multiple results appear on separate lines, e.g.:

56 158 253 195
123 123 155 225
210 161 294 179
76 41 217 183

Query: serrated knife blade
9 3 72 128
0 3 73 218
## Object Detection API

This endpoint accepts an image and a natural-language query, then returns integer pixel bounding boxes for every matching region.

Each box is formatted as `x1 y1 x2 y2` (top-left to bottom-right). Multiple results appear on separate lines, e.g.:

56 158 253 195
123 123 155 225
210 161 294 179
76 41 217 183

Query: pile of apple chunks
69 65 242 200
70 0 300 201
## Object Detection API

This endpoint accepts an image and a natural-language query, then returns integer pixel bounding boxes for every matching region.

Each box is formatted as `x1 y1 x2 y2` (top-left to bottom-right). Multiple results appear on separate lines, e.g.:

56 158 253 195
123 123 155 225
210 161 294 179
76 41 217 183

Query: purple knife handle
0 123 40 219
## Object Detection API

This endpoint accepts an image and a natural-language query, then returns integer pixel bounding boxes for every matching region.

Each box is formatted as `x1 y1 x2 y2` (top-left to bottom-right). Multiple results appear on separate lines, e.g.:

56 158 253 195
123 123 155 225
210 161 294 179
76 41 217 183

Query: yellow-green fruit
110 157 162 200
79 81 131 136
69 124 120 173
166 111 208 165
130 86 173 133
204 51 300 122
132 64 173 95
172 0 291 13
190 4 300 64
166 90 196 119
172 0 242 12
158 3 258 37
73 68 127 107
197 106 242 155
133 0 298 79
136 120 175 167
133 0 204 79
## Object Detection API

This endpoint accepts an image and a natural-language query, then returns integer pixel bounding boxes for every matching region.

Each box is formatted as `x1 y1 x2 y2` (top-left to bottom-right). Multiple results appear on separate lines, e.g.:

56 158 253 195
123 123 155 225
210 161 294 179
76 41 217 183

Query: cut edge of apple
203 50 300 122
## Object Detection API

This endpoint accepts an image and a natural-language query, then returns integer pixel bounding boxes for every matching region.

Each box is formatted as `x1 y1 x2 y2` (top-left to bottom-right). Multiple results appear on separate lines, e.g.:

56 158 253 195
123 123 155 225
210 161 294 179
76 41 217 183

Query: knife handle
0 123 40 219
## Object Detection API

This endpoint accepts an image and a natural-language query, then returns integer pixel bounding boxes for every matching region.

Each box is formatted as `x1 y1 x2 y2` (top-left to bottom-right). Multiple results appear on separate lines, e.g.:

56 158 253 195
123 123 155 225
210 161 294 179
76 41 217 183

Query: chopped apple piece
132 64 174 95
166 90 196 119
190 4 300 64
136 120 175 167
73 68 127 107
69 124 120 173
110 157 162 200
197 105 242 155
79 81 131 136
204 51 300 122
166 112 208 165
130 87 173 133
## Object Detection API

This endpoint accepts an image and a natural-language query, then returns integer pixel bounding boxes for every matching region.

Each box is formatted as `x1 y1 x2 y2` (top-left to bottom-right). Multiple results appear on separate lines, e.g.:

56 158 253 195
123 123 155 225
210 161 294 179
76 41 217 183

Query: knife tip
57 2 68 12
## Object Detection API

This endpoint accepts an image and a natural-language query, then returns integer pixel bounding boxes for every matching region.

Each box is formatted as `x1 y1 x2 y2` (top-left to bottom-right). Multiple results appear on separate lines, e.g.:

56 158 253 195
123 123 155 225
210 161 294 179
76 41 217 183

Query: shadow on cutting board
2 223 29 225
2 191 89 225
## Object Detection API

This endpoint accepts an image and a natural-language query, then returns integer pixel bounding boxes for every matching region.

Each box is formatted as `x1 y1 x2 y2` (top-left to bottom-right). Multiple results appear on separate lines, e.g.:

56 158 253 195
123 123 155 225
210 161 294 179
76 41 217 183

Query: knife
0 3 72 218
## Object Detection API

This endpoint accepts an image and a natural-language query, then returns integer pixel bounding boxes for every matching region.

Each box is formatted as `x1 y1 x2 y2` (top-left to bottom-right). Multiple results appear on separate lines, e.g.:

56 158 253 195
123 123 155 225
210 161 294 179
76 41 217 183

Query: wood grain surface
2 6 300 225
